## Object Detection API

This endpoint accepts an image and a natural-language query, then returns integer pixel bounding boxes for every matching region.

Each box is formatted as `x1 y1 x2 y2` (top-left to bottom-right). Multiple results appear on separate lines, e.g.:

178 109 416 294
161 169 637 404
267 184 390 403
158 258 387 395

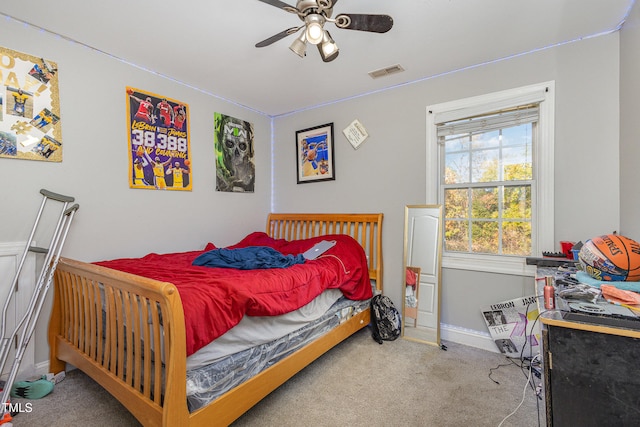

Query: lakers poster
0 46 62 162
126 87 191 190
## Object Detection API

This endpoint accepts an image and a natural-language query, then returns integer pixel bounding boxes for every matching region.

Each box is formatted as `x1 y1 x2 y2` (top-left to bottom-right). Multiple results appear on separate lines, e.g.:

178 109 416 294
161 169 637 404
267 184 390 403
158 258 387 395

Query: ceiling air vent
368 64 405 79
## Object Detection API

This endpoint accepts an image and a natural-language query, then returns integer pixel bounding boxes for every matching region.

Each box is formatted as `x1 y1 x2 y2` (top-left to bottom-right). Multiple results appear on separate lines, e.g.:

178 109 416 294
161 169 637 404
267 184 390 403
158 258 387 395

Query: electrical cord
515 302 544 427
489 298 545 427
497 354 541 427
519 304 542 392
317 254 350 275
489 361 514 384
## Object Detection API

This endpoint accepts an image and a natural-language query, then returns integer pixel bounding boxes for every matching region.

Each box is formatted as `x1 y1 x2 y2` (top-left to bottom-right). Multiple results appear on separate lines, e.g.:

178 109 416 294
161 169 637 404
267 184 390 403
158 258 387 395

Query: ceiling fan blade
255 27 300 48
334 14 393 33
256 0 298 13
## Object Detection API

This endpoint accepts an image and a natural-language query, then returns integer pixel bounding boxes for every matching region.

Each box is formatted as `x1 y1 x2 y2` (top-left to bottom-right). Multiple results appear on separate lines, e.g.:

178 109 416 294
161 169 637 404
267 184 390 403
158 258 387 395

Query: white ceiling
1 0 635 117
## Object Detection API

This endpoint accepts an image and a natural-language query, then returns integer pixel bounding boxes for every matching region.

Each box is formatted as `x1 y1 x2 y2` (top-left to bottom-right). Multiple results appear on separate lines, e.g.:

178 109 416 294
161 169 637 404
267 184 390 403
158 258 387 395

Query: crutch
0 189 79 419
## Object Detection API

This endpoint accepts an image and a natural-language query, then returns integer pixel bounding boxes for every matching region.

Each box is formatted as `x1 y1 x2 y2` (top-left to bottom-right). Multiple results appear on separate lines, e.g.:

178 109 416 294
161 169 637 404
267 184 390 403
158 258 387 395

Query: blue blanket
192 246 305 269
576 271 640 292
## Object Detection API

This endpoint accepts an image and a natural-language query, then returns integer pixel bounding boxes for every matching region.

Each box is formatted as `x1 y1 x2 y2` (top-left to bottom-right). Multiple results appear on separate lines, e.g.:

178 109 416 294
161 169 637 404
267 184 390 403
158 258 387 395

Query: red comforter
95 232 372 356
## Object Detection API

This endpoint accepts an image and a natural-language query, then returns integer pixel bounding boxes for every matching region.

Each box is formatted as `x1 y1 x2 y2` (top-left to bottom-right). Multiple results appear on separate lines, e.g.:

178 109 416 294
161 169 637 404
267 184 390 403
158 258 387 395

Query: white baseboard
440 323 501 354
34 360 50 376
2 361 62 383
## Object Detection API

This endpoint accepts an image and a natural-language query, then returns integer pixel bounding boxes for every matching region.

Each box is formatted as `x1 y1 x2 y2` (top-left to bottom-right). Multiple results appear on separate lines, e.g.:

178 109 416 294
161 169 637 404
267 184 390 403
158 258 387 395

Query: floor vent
368 64 405 79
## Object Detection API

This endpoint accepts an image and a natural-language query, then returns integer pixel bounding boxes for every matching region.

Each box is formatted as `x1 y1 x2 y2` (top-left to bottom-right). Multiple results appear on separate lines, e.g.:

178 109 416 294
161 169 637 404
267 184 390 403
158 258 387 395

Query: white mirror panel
402 205 443 346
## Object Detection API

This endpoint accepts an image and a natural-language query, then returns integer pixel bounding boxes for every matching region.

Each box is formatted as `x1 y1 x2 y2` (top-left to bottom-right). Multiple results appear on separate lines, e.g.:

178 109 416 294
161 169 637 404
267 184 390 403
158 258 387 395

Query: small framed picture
295 123 335 184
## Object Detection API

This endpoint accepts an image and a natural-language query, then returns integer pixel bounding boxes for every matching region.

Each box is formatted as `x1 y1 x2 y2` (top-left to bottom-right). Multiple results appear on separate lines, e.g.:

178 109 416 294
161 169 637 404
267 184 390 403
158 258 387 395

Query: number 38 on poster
131 129 187 152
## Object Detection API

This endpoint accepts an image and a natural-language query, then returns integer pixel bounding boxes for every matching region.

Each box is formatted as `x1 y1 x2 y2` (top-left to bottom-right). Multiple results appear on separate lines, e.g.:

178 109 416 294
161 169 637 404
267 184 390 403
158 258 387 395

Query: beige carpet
10 328 544 426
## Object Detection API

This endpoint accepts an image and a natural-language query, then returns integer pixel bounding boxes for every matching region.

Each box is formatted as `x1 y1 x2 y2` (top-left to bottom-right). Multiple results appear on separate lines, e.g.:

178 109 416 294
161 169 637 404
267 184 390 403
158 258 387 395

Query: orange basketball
184 159 191 167
579 234 640 281
136 146 144 157
126 88 135 95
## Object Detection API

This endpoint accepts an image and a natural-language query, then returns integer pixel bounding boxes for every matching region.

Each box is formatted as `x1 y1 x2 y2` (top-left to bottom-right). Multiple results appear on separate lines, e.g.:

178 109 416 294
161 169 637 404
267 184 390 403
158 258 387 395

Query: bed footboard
49 257 189 426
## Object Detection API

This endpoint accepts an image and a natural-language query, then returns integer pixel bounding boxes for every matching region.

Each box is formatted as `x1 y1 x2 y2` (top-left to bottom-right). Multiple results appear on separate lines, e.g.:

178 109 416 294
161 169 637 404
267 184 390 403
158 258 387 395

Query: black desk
537 268 640 427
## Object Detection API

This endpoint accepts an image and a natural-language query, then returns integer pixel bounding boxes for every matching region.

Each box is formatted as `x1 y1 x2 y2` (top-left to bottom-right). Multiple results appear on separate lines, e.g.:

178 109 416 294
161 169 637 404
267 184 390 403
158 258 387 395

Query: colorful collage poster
126 87 191 191
214 113 255 192
0 46 62 162
481 296 541 358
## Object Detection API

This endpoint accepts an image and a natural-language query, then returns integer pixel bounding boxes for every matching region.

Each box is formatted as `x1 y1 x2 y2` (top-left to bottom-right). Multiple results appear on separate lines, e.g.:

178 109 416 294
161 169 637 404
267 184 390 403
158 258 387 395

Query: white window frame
426 82 555 276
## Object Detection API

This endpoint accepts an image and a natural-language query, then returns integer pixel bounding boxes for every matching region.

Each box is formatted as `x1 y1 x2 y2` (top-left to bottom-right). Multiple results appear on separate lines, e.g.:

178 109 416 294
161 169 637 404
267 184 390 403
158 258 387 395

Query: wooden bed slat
96 281 104 366
151 301 163 405
49 213 383 427
141 300 151 399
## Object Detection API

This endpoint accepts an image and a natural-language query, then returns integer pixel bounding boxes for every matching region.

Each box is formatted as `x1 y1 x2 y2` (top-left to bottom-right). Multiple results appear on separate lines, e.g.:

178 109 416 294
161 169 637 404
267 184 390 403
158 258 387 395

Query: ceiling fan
255 0 393 62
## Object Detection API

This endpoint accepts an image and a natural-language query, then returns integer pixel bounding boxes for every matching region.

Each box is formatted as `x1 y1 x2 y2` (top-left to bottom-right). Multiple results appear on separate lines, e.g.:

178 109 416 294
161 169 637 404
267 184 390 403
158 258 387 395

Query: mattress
94 288 367 411
185 296 370 411
186 288 344 370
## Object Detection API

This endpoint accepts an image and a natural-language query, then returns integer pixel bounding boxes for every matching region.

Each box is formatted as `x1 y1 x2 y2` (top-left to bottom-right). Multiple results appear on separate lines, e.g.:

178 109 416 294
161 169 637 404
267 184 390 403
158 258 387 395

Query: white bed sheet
186 288 343 370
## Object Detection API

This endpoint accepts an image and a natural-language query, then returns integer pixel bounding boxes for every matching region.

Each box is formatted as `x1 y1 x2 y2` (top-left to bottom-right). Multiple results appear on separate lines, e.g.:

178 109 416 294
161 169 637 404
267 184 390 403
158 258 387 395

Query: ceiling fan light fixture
319 31 339 62
255 2 394 63
305 14 325 45
289 31 307 58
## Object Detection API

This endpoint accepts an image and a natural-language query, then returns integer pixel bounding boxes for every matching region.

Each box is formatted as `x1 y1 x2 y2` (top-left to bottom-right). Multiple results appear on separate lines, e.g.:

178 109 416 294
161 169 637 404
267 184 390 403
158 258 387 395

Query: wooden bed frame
48 213 383 426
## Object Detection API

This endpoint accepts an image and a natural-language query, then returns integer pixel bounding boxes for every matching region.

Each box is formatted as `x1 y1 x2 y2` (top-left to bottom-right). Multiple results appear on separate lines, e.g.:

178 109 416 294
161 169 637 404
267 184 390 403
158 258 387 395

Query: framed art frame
0 46 62 162
296 122 335 184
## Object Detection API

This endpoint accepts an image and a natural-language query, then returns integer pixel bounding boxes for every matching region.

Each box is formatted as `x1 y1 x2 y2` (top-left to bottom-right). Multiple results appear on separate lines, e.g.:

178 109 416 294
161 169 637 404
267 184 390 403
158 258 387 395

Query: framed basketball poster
0 46 62 162
126 87 191 191
295 122 335 184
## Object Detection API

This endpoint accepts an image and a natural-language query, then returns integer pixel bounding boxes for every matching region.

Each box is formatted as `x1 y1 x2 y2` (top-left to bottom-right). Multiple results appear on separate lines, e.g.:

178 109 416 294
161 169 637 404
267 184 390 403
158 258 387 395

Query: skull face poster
0 46 62 162
126 87 191 191
214 113 255 192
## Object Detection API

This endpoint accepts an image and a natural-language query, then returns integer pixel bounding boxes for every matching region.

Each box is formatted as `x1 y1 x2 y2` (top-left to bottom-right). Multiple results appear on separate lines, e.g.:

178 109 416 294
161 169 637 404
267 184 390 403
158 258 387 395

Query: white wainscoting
0 242 37 380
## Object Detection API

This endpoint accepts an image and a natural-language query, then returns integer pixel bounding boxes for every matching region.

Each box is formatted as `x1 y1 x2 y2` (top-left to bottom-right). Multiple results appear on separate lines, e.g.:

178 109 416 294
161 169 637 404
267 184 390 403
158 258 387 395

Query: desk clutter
536 264 640 331
530 232 640 325
534 233 640 281
533 234 640 427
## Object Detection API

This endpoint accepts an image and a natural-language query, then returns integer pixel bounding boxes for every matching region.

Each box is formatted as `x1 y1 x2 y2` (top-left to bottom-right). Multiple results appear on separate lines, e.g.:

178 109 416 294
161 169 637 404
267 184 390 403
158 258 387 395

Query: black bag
370 294 401 344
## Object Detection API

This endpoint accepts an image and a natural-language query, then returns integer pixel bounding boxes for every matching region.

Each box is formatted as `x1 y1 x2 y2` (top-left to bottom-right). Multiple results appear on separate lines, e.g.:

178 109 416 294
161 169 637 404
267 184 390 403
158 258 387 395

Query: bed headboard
267 213 383 292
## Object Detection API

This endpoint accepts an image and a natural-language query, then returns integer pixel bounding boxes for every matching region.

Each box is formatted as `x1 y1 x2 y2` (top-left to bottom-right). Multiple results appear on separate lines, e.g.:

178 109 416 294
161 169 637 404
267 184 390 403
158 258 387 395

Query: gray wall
621 1 640 239
273 33 621 338
0 19 272 365
0 19 272 260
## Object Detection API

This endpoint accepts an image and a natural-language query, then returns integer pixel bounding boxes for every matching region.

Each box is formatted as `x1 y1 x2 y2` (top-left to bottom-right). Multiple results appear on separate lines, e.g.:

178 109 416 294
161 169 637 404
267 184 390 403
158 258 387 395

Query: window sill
443 253 536 277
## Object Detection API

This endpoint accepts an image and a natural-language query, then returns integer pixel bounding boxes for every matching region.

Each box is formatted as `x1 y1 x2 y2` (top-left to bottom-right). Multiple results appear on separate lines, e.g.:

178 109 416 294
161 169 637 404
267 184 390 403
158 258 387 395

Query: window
426 82 554 275
440 106 536 256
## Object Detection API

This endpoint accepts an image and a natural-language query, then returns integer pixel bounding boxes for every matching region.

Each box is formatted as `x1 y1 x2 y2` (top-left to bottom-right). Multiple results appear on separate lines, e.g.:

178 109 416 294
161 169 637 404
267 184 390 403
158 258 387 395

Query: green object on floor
10 379 54 399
